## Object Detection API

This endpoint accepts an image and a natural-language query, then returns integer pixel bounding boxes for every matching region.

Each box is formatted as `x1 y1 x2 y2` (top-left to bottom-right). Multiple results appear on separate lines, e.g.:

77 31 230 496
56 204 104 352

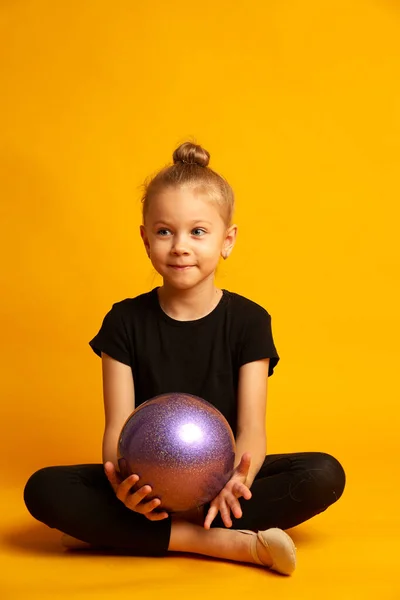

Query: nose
171 234 190 255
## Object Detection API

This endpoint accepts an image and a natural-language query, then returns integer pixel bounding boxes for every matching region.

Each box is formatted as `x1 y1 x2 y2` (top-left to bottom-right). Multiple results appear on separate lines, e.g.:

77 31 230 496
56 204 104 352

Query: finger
127 486 160 512
104 462 119 483
233 482 252 500
116 474 139 503
203 505 218 529
139 496 163 513
219 500 233 528
106 461 126 484
227 496 243 519
145 510 169 521
104 462 123 491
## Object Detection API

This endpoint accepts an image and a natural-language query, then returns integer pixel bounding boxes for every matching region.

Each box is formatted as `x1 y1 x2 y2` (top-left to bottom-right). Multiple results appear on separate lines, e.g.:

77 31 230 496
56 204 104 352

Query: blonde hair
141 142 235 226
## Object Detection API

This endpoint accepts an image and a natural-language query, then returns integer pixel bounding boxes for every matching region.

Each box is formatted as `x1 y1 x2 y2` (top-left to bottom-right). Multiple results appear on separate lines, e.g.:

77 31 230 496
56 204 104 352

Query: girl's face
140 186 236 290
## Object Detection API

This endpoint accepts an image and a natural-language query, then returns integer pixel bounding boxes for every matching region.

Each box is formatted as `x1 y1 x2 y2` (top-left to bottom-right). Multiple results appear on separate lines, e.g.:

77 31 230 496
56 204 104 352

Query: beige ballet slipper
237 528 297 575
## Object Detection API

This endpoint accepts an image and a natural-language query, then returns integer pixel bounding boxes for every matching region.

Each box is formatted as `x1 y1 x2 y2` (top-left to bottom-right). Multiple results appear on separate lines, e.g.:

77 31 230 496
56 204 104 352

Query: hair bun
172 142 210 168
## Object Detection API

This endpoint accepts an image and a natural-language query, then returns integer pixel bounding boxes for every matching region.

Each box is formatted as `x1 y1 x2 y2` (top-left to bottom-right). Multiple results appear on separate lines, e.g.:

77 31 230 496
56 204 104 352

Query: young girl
24 142 346 576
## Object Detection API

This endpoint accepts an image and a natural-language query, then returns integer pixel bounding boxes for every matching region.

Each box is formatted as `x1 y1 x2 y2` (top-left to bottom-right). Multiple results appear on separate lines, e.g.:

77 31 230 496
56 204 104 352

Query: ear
140 225 151 257
222 224 238 259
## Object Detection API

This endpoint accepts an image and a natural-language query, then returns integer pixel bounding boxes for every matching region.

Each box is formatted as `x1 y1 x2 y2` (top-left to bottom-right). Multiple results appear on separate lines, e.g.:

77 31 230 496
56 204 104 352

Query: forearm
234 433 267 488
102 427 120 467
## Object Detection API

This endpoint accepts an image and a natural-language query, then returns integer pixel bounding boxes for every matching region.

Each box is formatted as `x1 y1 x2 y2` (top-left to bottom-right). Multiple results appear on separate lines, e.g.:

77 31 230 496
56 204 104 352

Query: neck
157 280 222 321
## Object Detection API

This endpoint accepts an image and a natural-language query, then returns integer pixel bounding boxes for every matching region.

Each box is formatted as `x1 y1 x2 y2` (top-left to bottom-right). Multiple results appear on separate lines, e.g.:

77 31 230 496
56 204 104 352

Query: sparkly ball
117 392 236 514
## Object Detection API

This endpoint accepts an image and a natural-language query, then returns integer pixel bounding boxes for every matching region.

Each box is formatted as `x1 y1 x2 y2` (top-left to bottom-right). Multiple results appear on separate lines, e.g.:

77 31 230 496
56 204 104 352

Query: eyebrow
153 220 213 226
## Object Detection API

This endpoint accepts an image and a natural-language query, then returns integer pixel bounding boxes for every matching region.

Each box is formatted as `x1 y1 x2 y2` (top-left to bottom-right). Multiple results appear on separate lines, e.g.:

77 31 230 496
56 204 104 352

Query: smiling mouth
169 265 194 269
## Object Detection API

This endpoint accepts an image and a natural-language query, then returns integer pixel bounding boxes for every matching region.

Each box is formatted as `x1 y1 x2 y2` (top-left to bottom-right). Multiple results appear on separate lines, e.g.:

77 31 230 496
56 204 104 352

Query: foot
238 528 297 576
237 530 273 567
255 535 274 567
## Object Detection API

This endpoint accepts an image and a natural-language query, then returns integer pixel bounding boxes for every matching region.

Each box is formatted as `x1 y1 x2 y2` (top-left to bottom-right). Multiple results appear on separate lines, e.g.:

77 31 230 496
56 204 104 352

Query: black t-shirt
89 287 280 437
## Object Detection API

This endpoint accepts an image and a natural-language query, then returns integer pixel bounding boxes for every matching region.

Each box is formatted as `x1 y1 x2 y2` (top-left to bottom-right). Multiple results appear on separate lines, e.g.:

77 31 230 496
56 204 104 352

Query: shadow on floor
2 520 320 559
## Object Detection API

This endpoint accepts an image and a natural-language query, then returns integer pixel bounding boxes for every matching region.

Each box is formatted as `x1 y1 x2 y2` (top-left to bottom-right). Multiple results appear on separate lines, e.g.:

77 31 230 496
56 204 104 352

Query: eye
156 228 206 237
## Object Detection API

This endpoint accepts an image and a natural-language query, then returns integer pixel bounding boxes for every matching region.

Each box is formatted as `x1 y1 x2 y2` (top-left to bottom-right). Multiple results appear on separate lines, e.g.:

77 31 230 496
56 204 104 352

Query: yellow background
1 1 399 598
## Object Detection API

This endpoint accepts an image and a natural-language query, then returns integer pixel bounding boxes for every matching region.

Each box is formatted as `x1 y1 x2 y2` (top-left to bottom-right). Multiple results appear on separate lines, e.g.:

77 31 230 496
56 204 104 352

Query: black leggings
23 451 346 557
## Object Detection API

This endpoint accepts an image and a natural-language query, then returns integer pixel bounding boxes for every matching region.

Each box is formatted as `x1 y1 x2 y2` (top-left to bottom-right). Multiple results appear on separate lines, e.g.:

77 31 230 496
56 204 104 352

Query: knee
23 467 58 522
312 452 346 507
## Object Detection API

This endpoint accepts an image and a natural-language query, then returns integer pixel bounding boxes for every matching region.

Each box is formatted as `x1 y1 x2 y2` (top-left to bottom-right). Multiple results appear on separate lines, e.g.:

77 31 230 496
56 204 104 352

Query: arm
101 352 136 467
234 358 269 488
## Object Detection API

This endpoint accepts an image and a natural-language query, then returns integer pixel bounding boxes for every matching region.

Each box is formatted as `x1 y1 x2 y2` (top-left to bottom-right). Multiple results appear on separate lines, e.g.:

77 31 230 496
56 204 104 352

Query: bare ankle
168 520 254 565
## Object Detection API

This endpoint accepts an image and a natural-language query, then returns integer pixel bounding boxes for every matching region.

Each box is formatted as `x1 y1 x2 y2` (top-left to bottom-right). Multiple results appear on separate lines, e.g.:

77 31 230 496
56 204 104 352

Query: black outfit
90 287 280 439
24 288 346 555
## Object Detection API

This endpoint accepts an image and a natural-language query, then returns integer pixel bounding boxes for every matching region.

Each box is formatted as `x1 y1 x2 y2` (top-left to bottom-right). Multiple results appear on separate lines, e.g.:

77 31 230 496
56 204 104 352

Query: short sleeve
238 308 280 376
88 303 131 366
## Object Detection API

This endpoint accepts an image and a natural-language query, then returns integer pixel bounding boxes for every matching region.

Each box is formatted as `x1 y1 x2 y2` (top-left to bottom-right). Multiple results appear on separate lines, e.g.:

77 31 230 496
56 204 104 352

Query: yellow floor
1 461 399 600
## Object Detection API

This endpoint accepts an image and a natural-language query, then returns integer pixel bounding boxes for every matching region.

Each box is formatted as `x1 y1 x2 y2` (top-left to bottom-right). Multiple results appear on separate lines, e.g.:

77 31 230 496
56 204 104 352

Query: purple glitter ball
117 393 236 513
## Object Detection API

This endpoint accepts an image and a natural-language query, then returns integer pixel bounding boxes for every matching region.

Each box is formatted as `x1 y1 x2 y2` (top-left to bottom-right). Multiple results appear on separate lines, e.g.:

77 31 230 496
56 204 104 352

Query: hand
203 452 252 530
104 461 169 521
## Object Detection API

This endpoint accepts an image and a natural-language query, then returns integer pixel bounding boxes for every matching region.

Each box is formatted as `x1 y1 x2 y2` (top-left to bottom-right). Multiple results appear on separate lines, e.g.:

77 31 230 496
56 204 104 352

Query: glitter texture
117 393 236 513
